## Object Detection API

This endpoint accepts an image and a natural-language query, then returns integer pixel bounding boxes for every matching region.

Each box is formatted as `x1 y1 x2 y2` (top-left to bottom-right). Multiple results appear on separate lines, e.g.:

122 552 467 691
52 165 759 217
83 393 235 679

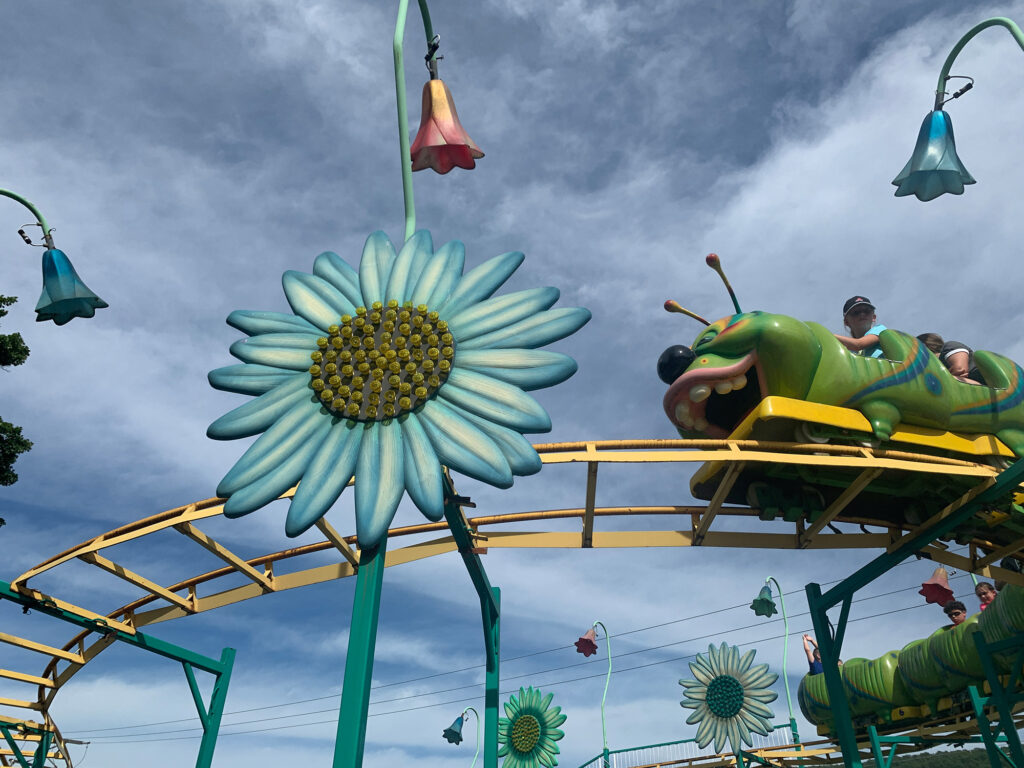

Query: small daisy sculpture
497 687 566 768
207 230 590 547
679 642 778 755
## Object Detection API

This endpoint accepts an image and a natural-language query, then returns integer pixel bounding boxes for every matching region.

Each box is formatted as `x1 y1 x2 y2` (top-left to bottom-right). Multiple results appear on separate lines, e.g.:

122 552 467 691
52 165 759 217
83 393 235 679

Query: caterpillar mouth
663 353 764 438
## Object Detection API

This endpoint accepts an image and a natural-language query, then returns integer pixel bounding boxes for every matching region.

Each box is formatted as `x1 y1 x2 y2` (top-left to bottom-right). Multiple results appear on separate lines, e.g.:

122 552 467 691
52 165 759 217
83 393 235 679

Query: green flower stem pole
591 620 612 768
393 0 437 242
333 539 388 768
764 577 799 746
464 706 482 768
0 189 54 248
933 18 1024 109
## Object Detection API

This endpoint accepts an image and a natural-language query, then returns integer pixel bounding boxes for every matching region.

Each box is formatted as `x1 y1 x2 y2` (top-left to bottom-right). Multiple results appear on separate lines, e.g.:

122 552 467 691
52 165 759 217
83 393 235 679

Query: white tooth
731 375 747 390
694 416 709 431
675 404 693 425
715 380 733 394
690 384 711 403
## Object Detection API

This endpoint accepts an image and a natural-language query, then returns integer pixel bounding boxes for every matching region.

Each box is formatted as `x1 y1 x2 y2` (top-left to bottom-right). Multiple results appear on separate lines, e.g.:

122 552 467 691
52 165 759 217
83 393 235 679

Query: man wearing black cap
835 296 886 359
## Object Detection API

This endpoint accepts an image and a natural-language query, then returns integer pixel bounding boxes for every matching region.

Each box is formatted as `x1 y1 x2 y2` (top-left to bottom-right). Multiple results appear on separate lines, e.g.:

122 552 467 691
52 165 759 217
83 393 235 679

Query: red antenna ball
705 253 720 268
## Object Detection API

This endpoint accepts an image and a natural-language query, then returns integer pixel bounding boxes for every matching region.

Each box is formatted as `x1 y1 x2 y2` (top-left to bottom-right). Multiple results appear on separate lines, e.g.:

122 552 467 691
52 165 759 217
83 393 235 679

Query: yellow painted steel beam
975 538 1024 569
693 459 744 545
0 633 82 665
173 521 275 592
315 518 360 568
0 698 40 711
77 552 194 613
0 669 54 689
799 467 884 548
6 584 136 636
132 535 458 629
13 498 230 586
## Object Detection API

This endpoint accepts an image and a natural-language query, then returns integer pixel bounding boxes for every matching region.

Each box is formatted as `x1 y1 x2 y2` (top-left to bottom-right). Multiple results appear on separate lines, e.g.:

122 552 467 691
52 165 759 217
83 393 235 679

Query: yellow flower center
510 713 541 753
309 300 454 421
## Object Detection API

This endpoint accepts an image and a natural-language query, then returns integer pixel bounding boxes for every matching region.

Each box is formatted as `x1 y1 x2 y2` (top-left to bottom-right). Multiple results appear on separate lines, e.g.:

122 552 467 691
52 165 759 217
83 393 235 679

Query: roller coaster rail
4 438 1024 767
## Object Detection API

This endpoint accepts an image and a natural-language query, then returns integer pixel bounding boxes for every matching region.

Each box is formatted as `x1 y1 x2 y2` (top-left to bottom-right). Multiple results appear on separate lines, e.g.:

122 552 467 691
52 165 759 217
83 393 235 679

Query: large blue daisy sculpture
207 229 590 547
680 643 778 756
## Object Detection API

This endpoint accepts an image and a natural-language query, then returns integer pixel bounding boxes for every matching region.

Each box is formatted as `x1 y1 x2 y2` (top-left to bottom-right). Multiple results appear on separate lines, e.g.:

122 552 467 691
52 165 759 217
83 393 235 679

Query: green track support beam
970 630 1024 768
482 587 500 768
334 539 388 768
441 476 501 768
185 647 236 768
805 459 1024 768
0 579 234 768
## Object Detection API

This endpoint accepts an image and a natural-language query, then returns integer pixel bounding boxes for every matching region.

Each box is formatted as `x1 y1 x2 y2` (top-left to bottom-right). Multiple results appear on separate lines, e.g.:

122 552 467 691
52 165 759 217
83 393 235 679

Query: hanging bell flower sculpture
892 110 975 202
919 566 955 605
35 248 108 325
749 585 778 617
410 78 484 175
574 627 598 657
443 714 465 744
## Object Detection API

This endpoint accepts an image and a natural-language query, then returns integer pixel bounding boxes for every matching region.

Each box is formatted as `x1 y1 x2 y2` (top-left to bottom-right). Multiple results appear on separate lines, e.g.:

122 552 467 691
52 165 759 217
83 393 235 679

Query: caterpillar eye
658 345 696 384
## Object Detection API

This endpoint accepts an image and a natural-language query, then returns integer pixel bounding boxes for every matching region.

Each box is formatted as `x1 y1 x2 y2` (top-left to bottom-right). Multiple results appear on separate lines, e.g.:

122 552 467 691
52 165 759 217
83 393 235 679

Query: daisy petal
229 333 319 370
285 422 363 536
359 231 397 306
354 419 405 547
744 700 775 719
745 689 778 703
410 239 465 307
446 286 560 341
282 271 355 331
455 349 578 391
446 406 544 478
208 375 313 439
738 649 756 674
548 712 567 728
459 307 592 350
209 364 297 396
227 310 320 336
419 400 513 487
313 251 363 308
497 745 510 759
223 418 331 517
437 250 524 317
440 368 552 432
538 750 555 767
399 413 445 520
385 230 432 303
695 715 713 745
216 398 322 496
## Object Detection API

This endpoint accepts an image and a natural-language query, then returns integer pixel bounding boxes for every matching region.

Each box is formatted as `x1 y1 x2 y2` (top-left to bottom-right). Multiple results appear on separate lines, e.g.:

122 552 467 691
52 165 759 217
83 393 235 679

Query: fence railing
576 723 794 768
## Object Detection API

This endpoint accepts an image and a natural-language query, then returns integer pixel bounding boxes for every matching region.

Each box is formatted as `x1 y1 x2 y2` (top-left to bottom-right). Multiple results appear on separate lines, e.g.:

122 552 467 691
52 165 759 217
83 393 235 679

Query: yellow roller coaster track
4 439 1024 766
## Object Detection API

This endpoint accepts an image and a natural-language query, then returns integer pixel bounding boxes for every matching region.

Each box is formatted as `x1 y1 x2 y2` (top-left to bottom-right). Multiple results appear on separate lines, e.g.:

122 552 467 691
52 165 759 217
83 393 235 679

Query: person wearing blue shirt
834 295 886 358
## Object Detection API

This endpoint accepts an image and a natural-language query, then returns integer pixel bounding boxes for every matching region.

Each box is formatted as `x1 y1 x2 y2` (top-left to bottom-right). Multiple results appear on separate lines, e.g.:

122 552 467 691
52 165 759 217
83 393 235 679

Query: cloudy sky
2 1 1023 766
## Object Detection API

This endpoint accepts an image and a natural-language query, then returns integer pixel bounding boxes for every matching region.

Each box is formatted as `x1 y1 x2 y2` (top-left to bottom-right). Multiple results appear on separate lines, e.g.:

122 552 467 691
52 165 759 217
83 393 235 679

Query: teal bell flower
34 248 109 325
749 585 778 617
208 230 591 547
442 715 464 744
892 110 975 202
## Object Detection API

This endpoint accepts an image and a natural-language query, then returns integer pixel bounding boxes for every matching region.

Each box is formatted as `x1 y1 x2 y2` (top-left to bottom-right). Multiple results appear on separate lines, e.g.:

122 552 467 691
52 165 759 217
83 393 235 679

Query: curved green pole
0 189 54 248
765 577 799 746
463 706 481 768
394 0 437 243
934 17 1024 109
592 620 612 768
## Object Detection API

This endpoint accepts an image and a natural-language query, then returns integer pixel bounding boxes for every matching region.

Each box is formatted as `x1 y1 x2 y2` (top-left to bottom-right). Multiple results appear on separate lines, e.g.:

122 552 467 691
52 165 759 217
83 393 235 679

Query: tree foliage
0 295 31 485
